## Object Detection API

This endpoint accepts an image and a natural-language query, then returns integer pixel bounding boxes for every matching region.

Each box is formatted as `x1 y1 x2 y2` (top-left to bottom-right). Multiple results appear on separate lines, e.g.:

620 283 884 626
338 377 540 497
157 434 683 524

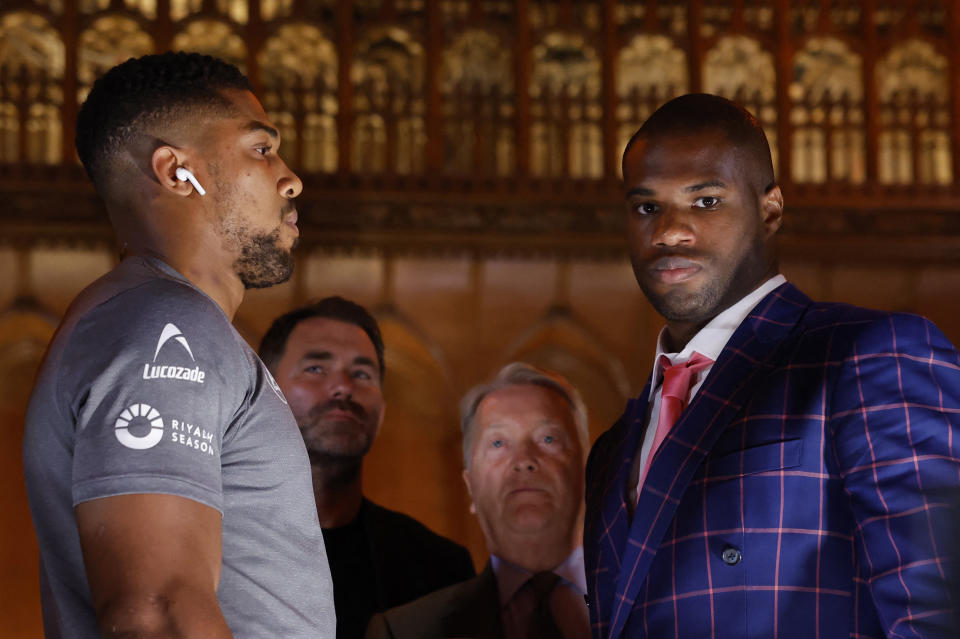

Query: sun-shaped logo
115 403 164 450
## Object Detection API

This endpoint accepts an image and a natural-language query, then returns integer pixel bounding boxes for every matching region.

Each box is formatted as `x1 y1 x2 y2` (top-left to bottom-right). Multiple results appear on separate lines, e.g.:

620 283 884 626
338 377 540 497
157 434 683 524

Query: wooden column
154 0 173 51
947 0 960 189
687 0 703 93
514 0 531 179
861 0 880 190
773 0 792 186
600 0 618 182
424 0 444 175
246 0 263 96
60 0 79 167
335 0 354 174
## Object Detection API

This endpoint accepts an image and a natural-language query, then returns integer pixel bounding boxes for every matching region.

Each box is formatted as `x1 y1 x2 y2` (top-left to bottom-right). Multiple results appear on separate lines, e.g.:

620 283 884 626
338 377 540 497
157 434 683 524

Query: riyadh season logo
114 402 216 456
115 403 164 450
143 323 207 384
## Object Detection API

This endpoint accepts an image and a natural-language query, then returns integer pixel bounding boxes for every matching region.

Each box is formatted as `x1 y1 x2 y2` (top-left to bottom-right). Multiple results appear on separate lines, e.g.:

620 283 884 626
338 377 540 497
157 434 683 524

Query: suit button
721 545 742 566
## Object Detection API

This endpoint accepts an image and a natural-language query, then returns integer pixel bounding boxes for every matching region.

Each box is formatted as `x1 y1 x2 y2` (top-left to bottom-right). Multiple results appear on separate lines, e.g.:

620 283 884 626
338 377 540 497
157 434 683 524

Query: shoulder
365 501 472 559
374 570 496 631
71 267 231 347
800 302 956 359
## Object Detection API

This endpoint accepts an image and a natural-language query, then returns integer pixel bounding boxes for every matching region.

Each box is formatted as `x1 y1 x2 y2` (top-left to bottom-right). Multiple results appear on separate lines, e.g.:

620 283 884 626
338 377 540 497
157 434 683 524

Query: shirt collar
491 546 587 607
648 274 787 400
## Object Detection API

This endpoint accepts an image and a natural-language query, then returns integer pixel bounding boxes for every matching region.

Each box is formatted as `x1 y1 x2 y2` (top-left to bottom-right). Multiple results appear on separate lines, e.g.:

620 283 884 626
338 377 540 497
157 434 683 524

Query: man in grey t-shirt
22 53 334 638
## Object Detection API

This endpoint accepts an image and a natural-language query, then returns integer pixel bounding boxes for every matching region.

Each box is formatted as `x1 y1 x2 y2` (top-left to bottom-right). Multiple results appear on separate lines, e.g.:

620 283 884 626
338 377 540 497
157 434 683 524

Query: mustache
308 398 367 421
648 246 706 260
648 248 708 269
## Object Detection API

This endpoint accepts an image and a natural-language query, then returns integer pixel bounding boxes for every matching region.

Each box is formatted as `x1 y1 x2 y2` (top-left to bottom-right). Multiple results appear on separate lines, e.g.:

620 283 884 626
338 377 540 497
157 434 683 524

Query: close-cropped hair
460 362 588 467
75 51 252 193
623 92 775 187
258 296 385 382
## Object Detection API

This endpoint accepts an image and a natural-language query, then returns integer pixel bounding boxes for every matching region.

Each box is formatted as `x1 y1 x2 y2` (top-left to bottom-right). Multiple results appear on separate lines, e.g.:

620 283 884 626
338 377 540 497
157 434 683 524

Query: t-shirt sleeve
64 281 245 514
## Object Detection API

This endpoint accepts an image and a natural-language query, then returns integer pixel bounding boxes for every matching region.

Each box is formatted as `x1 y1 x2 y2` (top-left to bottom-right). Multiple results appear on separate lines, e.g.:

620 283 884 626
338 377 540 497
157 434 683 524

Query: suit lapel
588 393 650 630
440 563 503 638
607 283 812 639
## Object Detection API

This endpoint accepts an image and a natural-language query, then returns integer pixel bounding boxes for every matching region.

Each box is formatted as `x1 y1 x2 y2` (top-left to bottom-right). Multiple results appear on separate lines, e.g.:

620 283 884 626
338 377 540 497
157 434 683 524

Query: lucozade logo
115 403 164 450
143 323 207 383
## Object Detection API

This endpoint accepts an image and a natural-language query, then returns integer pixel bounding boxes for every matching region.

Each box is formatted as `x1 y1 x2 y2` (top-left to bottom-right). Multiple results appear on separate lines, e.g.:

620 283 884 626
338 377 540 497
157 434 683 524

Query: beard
639 235 769 325
298 398 380 463
233 226 296 289
212 179 297 289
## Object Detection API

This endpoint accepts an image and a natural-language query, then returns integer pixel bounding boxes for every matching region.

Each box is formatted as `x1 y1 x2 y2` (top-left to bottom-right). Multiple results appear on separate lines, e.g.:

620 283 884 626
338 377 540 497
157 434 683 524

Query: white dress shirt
629 274 788 505
492 546 590 639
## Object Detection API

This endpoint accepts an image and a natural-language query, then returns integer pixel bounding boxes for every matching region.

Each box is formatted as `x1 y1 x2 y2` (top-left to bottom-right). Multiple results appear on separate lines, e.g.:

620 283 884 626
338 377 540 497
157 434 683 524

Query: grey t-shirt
23 256 335 638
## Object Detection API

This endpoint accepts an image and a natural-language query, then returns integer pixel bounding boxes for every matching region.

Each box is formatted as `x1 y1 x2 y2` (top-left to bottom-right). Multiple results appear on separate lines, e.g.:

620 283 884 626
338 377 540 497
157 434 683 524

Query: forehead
475 384 574 431
203 89 277 141
623 129 749 187
284 317 377 360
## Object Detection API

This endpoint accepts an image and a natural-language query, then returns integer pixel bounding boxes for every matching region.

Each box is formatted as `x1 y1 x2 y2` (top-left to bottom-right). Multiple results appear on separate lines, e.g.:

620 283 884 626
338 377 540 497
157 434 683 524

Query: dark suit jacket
365 562 503 639
585 283 960 638
329 499 476 638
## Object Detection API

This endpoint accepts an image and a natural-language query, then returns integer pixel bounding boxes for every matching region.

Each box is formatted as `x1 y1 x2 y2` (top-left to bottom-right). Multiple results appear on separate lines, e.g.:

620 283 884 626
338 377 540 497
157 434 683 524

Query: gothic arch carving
502 307 629 445
703 35 778 169
790 36 864 184
364 305 466 540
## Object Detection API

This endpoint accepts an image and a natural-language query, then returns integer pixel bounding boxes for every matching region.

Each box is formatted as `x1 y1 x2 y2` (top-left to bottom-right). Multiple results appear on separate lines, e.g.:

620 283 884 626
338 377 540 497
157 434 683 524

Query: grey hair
460 362 589 467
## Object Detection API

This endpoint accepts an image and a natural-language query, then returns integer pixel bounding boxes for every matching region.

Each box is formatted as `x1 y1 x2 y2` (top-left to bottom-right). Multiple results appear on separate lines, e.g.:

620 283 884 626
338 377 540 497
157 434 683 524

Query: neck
662 320 704 353
490 524 579 573
311 457 364 528
123 241 245 321
115 201 246 320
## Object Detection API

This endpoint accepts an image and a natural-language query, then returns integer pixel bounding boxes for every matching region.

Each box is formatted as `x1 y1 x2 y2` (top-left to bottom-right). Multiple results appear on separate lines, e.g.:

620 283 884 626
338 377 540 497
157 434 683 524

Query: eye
491 439 504 448
693 196 720 209
352 370 372 381
543 435 555 444
631 201 659 216
304 365 324 374
255 145 273 156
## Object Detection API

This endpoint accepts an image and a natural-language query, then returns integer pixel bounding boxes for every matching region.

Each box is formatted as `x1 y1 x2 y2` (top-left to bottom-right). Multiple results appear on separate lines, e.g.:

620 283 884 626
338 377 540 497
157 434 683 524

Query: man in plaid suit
584 93 960 638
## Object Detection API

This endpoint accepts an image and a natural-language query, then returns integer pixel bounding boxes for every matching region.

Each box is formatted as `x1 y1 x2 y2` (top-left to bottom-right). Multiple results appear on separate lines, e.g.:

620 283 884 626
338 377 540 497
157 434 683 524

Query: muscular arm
76 494 233 638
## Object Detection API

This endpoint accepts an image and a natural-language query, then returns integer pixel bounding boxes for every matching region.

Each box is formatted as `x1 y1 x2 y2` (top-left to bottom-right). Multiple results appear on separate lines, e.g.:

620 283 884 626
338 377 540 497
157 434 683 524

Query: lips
318 408 362 423
284 209 299 235
505 482 550 497
649 255 702 284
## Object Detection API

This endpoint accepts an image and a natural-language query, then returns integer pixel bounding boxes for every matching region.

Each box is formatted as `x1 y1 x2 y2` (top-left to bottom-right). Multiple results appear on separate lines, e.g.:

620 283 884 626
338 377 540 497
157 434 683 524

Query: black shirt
322 499 477 638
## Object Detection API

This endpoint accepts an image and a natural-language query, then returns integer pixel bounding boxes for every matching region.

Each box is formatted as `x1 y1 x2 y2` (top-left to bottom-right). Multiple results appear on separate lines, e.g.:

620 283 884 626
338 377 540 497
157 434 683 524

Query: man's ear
151 146 193 197
761 184 784 237
462 469 476 515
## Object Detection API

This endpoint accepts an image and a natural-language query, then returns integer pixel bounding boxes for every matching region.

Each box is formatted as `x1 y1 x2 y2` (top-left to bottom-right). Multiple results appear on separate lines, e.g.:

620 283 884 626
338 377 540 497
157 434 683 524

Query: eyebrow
684 180 725 192
301 351 377 370
242 120 279 140
625 186 654 198
625 180 726 199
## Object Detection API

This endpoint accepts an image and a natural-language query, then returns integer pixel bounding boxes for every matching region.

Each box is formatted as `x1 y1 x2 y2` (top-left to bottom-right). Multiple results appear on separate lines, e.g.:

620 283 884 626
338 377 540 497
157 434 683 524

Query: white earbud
175 167 206 196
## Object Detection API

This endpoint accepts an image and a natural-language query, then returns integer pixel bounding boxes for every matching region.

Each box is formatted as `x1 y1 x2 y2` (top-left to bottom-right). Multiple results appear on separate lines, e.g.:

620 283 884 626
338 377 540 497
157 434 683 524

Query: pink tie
638 351 714 492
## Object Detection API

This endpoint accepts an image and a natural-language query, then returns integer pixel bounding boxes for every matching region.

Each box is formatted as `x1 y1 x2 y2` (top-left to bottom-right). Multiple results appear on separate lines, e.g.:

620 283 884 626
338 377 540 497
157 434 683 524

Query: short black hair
76 51 252 192
258 296 385 381
623 93 774 188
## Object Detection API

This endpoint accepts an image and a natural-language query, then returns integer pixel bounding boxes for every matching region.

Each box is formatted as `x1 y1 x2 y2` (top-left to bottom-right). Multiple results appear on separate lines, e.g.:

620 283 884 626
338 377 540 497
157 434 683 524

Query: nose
278 158 303 199
327 370 353 399
512 440 540 473
651 206 695 248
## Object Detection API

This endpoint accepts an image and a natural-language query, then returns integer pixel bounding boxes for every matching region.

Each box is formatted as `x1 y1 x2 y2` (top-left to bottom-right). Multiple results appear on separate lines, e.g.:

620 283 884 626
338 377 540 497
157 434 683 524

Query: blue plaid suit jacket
585 283 960 639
